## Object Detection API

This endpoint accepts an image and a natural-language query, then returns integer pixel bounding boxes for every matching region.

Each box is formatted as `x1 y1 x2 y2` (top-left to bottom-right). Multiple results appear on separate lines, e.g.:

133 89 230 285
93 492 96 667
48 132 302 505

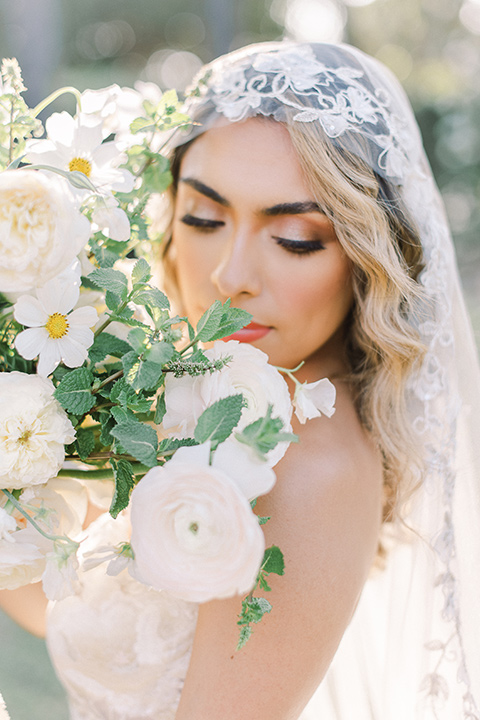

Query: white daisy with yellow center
13 273 98 377
25 111 134 195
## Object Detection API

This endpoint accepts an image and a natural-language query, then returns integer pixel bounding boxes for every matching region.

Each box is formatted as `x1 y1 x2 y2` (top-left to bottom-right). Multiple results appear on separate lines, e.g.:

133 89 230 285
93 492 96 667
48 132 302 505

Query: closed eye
273 237 326 255
180 214 225 231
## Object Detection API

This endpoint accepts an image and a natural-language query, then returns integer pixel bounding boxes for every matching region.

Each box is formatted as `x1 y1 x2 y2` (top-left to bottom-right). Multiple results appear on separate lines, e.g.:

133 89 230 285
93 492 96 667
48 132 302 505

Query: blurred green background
0 0 479 717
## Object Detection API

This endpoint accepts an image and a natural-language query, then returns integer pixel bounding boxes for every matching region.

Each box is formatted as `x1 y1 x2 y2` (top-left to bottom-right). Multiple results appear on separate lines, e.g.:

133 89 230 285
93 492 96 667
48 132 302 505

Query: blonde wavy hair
161 115 427 524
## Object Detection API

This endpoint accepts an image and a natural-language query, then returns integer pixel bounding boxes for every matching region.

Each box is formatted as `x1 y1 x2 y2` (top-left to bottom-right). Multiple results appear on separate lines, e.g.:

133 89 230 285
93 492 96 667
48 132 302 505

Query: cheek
277 257 353 328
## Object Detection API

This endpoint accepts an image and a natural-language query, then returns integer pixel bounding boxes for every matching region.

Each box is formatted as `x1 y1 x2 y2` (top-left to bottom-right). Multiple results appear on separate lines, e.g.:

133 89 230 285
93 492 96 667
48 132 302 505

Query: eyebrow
179 177 325 216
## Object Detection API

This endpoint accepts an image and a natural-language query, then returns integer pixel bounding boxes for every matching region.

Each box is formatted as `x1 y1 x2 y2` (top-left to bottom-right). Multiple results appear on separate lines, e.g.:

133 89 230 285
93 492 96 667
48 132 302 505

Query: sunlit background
0 0 479 717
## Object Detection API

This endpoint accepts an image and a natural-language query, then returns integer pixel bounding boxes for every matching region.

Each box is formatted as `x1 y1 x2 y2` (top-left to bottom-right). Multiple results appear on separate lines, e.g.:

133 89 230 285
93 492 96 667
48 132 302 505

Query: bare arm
175 406 383 720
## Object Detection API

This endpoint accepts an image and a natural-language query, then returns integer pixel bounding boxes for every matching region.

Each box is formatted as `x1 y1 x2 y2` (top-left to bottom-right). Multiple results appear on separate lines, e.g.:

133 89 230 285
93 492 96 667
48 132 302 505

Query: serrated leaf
99 413 115 446
89 268 128 300
144 341 174 365
262 546 285 576
127 327 149 352
111 406 139 425
131 284 169 309
54 368 95 414
154 392 166 425
236 625 252 651
158 437 198 455
110 422 158 466
131 258 151 286
88 333 131 364
258 515 271 526
208 307 253 342
195 300 224 342
130 116 156 134
122 351 164 391
75 427 95 461
109 459 135 518
194 395 243 450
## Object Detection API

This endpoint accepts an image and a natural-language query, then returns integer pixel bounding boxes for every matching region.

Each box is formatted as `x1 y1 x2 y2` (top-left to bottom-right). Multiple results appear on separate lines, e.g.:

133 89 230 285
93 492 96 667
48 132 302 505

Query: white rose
130 443 265 602
0 169 91 293
162 340 293 466
0 372 75 490
293 378 336 424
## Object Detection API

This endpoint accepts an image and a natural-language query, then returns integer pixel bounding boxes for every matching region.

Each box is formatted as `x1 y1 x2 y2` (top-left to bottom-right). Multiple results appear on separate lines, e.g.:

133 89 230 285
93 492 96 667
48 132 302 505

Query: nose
210 227 261 299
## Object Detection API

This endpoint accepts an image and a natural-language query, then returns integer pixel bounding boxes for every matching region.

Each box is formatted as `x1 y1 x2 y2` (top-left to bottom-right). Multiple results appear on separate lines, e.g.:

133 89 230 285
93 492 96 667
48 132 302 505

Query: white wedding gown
46 513 198 720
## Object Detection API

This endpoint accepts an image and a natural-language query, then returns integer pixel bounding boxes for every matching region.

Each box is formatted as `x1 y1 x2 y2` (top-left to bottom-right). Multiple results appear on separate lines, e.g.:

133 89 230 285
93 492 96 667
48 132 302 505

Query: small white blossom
0 372 75 490
42 539 80 600
25 111 134 195
91 195 131 242
14 272 98 376
293 377 336 424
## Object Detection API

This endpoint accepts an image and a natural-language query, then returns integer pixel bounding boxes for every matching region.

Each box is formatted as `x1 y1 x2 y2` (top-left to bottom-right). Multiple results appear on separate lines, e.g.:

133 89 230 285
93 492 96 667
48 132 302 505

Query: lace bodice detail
46 513 198 720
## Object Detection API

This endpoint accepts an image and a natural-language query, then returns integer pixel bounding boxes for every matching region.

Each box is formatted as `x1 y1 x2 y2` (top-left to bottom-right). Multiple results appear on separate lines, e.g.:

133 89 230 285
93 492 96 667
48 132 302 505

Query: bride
1 41 479 720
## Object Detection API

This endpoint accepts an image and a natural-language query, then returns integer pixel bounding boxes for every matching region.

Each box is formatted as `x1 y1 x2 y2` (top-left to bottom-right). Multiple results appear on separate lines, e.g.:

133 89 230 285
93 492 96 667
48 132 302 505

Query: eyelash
180 214 326 255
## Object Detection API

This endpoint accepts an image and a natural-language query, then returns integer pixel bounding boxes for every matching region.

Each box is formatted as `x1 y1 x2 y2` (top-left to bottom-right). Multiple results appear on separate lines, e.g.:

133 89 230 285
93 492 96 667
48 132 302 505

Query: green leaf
99 413 116 446
236 405 298 460
130 284 170 310
88 333 131 364
258 515 271 526
262 546 285 576
111 406 139 425
144 341 174 365
194 394 243 450
127 327 149 352
122 351 164 391
109 459 135 518
89 268 128 300
54 368 95 414
154 391 166 425
131 258 151 286
209 306 253 342
110 422 158 467
195 300 224 342
75 427 95 461
236 625 253 651
130 116 155 134
158 437 198 456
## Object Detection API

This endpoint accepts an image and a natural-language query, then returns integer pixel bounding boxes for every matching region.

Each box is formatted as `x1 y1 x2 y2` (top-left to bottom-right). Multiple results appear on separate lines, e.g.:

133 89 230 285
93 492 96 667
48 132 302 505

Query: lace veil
169 42 480 719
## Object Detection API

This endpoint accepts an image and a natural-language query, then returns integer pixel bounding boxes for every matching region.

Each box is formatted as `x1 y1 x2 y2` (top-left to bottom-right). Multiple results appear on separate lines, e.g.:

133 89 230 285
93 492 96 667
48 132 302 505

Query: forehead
177 118 313 204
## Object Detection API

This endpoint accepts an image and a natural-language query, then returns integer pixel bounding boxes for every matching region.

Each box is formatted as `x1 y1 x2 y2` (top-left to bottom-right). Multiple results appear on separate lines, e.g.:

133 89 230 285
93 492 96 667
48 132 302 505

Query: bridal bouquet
0 59 336 648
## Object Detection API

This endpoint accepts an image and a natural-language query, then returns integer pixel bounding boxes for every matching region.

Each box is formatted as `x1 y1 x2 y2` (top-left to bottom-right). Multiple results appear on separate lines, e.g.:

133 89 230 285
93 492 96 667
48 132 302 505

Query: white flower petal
37 276 79 316
66 324 94 347
45 112 75 145
294 378 336 424
57 337 88 368
92 205 131 242
213 439 276 500
37 339 62 376
13 295 48 327
68 305 98 326
15 327 49 360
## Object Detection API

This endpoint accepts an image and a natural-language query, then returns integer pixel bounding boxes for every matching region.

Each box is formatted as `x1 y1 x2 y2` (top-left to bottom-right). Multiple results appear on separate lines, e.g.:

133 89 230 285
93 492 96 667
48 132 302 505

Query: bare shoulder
176 383 384 720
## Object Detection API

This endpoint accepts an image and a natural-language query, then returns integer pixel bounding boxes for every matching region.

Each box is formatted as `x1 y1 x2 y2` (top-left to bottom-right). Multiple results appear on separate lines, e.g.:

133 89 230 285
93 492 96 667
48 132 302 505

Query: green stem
96 370 123 391
32 86 82 117
1 489 62 543
94 302 128 338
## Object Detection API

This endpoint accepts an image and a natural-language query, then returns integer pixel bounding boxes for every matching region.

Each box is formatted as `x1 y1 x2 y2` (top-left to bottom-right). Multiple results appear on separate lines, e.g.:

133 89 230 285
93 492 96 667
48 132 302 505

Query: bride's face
171 118 354 374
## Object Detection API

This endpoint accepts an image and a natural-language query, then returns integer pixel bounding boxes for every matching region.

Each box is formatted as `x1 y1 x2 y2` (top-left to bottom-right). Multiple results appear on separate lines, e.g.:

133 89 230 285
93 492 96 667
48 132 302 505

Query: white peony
293 377 336 424
0 372 75 490
162 340 293 466
130 443 265 602
0 169 91 293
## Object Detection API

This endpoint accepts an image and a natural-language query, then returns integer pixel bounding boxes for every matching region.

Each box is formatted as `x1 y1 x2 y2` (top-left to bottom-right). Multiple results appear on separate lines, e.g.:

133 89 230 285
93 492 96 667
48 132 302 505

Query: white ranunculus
0 372 75 490
130 443 265 602
0 169 91 293
213 438 276 500
293 378 336 424
162 340 293 466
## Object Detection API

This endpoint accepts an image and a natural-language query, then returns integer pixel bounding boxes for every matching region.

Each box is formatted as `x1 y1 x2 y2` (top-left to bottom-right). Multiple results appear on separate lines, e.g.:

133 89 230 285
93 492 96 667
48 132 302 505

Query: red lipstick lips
222 321 271 343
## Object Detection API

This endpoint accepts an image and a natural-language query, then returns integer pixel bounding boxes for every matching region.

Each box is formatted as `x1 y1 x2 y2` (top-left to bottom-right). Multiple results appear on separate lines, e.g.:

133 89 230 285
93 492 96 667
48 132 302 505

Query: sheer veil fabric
169 42 480 719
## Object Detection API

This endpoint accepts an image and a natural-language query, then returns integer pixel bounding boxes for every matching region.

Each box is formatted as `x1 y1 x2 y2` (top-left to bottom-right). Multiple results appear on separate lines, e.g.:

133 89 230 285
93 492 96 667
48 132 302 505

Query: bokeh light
283 0 347 43
144 49 203 90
